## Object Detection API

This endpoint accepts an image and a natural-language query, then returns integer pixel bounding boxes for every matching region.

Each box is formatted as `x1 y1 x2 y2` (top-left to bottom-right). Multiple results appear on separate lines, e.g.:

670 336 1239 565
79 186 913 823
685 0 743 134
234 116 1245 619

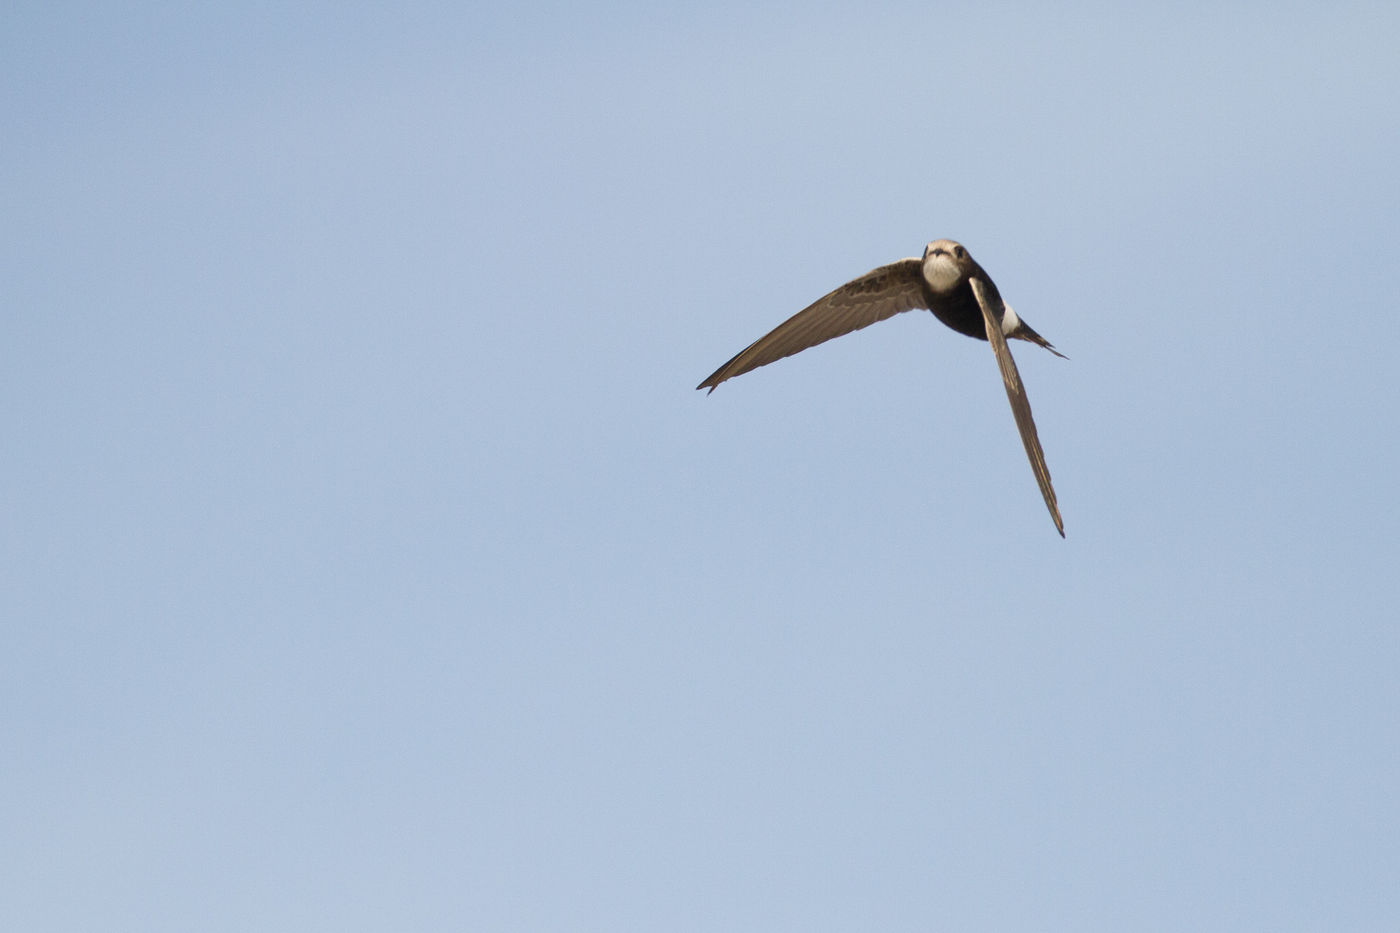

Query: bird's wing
698 258 926 392
970 276 1065 537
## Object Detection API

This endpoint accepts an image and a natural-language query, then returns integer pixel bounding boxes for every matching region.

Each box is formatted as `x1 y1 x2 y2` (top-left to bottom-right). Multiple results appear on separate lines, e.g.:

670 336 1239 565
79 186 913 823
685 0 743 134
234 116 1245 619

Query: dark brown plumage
697 239 1066 536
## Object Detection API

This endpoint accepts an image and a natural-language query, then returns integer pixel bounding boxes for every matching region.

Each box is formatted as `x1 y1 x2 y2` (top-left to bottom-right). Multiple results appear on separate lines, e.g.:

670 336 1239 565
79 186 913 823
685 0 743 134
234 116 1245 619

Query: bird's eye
954 246 966 259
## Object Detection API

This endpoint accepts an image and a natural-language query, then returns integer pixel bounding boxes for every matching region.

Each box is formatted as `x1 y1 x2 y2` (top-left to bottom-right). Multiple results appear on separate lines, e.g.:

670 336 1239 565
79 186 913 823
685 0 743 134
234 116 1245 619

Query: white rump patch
1001 302 1022 335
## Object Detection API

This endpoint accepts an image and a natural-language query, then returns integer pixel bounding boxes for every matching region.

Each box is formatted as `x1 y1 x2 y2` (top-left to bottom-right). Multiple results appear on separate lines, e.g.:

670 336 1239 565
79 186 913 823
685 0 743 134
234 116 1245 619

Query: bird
697 239 1067 536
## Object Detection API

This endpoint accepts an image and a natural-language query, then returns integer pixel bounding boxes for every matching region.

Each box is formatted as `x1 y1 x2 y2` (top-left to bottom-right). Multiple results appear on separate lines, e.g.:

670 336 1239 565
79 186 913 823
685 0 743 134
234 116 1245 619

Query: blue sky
4 2 1398 930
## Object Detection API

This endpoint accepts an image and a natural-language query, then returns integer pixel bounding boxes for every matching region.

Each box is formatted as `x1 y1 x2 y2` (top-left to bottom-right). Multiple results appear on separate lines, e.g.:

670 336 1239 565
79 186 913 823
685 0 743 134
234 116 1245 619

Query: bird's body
698 239 1067 536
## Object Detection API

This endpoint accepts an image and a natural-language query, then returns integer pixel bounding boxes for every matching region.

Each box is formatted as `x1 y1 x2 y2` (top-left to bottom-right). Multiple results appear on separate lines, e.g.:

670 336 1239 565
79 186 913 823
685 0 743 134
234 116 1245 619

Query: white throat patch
922 253 962 293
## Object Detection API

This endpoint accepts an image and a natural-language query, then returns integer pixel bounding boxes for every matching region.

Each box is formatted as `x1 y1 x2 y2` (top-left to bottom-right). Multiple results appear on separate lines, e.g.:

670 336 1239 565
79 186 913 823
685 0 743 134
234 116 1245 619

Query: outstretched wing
698 258 927 392
970 276 1065 537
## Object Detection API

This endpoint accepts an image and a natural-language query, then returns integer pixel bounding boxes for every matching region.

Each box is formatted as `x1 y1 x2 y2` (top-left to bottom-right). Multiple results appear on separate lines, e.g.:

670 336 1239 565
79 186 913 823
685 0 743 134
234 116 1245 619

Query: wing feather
697 258 927 392
971 277 1065 537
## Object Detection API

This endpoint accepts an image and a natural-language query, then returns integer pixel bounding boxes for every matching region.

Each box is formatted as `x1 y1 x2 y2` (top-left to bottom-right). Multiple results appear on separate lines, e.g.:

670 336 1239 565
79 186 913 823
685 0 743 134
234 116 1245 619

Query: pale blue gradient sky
4 3 1398 931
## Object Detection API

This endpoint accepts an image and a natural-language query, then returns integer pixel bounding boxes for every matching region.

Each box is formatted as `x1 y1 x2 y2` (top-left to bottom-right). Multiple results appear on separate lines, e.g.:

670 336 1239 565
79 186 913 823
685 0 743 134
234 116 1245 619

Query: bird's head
922 239 970 293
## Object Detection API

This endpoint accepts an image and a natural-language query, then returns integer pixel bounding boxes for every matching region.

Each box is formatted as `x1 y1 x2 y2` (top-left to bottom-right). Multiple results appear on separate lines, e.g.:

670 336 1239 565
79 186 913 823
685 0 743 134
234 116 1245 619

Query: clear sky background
4 2 1398 930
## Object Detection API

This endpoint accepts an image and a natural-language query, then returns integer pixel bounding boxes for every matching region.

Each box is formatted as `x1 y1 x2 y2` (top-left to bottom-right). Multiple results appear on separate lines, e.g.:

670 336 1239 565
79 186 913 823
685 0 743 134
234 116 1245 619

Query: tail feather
1012 321 1068 359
